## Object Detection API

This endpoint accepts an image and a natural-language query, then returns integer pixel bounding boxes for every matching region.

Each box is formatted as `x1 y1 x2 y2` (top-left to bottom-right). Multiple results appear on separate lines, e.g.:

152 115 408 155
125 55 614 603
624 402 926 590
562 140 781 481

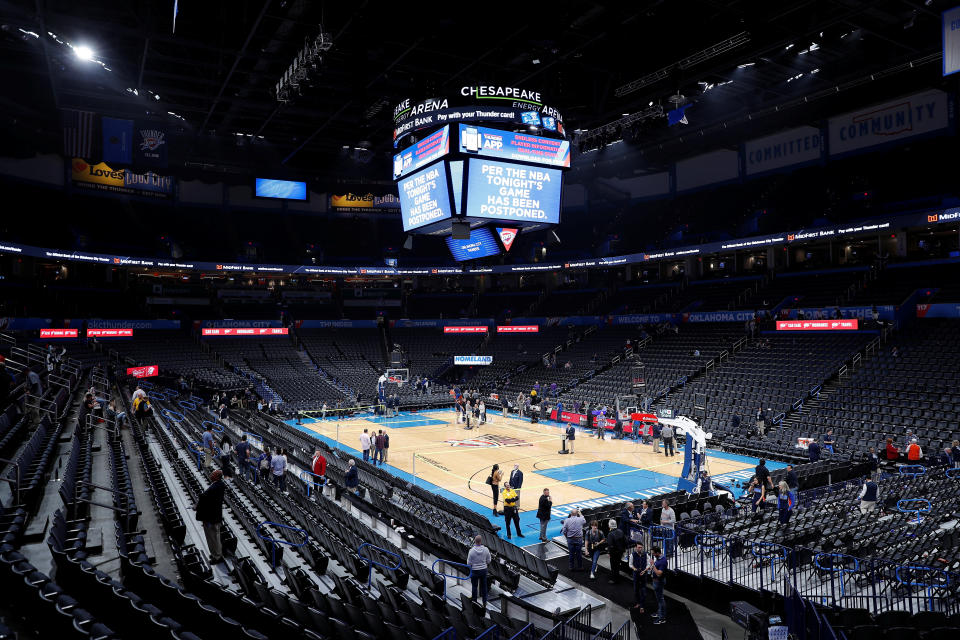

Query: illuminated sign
443 326 488 333
776 319 859 331
87 328 133 337
398 164 453 231
496 227 518 252
70 158 173 198
40 328 78 338
445 228 500 261
201 328 290 336
454 355 493 365
127 365 158 378
393 126 451 179
466 159 562 224
496 325 539 333
459 124 570 168
255 178 307 200
329 190 400 212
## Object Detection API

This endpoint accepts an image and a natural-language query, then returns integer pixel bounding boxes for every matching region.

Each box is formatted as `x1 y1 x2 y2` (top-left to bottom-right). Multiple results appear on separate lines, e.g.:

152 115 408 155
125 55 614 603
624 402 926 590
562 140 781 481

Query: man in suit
196 469 227 564
536 488 552 542
509 464 524 501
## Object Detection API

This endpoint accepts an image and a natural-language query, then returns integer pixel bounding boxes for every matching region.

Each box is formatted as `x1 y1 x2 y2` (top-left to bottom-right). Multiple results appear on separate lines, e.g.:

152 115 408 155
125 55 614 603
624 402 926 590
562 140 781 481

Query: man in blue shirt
650 546 668 624
566 425 576 454
201 425 215 470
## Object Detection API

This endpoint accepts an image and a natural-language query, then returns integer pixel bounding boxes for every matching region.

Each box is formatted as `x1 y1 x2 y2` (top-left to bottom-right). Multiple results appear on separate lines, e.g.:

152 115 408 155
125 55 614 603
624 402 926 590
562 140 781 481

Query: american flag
62 109 96 158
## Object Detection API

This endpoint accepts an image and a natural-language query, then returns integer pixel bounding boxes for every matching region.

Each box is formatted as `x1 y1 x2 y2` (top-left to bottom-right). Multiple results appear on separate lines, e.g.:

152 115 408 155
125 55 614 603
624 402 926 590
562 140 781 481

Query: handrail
814 552 860 598
178 399 198 410
431 628 456 640
0 458 21 507
946 467 960 479
750 541 789 583
431 558 473 601
895 565 951 612
357 542 403 589
898 465 925 478
202 420 225 434
509 624 535 640
299 469 327 498
896 498 932 524
139 380 155 389
160 409 186 423
256 521 308 571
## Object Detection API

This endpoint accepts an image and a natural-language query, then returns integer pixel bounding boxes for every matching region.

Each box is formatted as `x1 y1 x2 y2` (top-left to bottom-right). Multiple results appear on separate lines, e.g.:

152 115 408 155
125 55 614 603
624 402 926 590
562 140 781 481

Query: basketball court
286 408 784 547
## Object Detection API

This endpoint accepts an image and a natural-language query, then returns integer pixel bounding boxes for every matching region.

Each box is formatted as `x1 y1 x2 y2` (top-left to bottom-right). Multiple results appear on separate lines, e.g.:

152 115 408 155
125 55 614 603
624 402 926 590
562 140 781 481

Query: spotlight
74 45 94 61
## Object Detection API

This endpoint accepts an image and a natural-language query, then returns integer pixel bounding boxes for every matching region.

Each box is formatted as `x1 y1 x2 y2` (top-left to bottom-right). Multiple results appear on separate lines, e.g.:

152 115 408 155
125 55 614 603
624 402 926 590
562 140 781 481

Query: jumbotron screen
465 158 562 224
445 227 501 261
397 163 454 232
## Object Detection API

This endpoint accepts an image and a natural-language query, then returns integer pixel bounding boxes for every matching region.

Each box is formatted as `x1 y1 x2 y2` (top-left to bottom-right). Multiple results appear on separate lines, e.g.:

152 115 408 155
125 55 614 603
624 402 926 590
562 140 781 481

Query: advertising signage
459 124 570 168
445 227 501 261
465 159 562 224
398 164 453 231
255 178 307 201
329 190 400 213
393 126 451 180
776 319 859 331
127 365 158 378
39 328 78 338
454 355 493 365
201 328 289 336
70 158 173 199
496 325 539 333
443 326 488 333
86 328 133 337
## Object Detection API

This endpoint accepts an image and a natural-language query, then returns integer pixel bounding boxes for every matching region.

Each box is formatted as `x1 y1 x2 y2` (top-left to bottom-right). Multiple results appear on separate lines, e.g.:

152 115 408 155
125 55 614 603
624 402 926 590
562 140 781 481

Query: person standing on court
488 464 503 516
561 509 586 571
382 431 390 463
509 464 524 500
467 536 491 608
566 424 576 454
359 429 371 462
660 423 675 457
202 424 216 470
651 421 661 453
196 469 226 565
536 488 552 542
373 430 385 466
501 483 523 539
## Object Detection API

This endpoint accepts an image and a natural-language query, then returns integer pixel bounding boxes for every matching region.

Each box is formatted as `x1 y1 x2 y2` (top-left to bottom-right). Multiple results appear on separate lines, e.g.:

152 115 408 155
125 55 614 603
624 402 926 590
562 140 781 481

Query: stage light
74 45 94 61
737 62 755 68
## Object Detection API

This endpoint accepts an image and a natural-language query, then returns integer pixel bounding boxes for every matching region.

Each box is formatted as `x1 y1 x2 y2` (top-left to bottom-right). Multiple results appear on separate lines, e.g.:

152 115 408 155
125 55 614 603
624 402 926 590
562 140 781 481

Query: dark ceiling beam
137 37 149 89
33 0 60 109
199 0 273 131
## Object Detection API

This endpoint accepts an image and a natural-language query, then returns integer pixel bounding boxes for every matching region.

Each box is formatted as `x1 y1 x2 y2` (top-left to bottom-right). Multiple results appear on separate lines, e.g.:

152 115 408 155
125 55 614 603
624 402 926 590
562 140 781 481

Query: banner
444 326 488 333
744 126 822 175
453 355 493 365
776 319 859 331
296 319 378 329
828 90 951 156
86 328 133 337
85 319 180 329
127 365 158 378
329 189 400 212
135 122 168 167
497 325 539 333
944 6 960 76
102 117 133 164
778 305 894 322
39 328 78 338
70 158 174 199
200 320 281 328
917 302 960 318
393 126 451 180
201 328 289 336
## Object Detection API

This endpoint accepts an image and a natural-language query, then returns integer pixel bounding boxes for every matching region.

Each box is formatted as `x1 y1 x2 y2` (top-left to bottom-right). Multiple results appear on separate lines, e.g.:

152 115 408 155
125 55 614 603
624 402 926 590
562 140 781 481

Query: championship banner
40 328 78 338
828 90 951 156
86 328 133 337
70 158 174 199
744 126 822 176
201 328 289 336
944 6 960 76
776 319 859 331
127 365 158 378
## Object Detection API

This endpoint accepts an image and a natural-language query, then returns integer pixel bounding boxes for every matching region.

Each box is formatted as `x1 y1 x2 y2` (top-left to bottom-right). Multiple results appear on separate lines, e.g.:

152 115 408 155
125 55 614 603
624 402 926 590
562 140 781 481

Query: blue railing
299 469 327 498
944 467 960 479
432 628 456 640
188 441 220 469
899 464 925 477
357 542 403 589
814 552 860 599
256 521 308 570
178 399 198 410
897 498 932 524
431 558 472 601
695 532 725 570
751 541 789 585
160 408 186 423
475 626 499 640
242 431 263 444
508 624 536 640
202 420 224 434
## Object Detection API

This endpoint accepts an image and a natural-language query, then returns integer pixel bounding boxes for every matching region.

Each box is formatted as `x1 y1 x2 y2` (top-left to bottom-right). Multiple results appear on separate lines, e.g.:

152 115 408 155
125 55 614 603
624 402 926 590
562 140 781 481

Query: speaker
451 221 470 240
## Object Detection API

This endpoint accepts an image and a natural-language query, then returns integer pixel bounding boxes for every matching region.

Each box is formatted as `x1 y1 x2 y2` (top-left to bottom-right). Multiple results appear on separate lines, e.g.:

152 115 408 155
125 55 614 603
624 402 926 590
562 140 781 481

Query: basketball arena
0 3 959 640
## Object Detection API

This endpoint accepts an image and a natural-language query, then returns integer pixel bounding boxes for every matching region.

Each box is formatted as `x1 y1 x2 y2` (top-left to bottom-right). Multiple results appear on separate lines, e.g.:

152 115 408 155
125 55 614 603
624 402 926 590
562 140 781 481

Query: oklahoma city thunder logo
139 129 166 152
445 434 531 448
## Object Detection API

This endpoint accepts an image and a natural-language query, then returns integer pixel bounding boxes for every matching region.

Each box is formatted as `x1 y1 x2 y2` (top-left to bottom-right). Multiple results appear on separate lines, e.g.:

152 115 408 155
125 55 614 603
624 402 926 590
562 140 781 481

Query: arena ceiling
0 0 950 177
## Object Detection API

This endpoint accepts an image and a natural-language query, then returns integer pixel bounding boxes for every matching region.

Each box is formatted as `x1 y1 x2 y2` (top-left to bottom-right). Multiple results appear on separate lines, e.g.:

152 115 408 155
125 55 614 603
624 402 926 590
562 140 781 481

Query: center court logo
445 433 532 448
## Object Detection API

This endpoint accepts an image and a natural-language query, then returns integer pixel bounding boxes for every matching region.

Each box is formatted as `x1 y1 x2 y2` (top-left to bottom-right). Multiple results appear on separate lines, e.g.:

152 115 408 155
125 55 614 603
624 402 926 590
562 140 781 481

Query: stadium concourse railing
629 517 960 616
430 605 618 640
